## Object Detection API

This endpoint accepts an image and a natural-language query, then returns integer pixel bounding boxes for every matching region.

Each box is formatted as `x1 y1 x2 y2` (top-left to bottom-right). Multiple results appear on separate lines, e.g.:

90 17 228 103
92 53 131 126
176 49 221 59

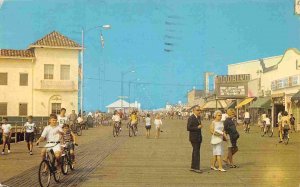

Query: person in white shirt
1 117 12 155
154 114 163 138
112 110 121 130
58 108 68 128
22 116 36 155
263 114 271 135
145 114 151 138
244 109 250 130
36 114 64 171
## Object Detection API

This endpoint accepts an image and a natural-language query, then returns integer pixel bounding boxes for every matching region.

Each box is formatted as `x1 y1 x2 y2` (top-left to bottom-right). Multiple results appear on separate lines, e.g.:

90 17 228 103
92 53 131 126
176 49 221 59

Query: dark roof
291 91 300 102
0 49 35 58
30 31 81 48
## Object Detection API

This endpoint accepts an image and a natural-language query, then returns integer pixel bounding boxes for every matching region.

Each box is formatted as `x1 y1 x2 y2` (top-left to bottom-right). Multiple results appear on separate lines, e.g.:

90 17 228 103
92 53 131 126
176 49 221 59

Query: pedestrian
68 110 78 127
223 108 240 168
210 110 226 172
145 113 151 138
22 115 36 155
58 108 68 128
187 106 203 173
1 117 12 155
289 114 296 133
154 114 163 138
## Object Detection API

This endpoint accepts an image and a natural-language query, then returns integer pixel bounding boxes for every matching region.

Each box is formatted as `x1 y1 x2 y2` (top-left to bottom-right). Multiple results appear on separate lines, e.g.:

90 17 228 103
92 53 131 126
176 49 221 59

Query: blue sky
1 0 300 111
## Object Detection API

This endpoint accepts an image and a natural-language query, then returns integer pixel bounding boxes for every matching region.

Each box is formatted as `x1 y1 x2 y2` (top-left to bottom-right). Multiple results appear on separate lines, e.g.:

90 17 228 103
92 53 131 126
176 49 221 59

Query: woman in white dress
210 110 226 172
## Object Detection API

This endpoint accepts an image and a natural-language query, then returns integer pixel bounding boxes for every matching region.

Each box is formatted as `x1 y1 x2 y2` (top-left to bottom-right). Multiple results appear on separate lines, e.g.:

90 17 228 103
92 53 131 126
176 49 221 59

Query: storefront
271 93 285 127
291 91 300 130
249 97 271 125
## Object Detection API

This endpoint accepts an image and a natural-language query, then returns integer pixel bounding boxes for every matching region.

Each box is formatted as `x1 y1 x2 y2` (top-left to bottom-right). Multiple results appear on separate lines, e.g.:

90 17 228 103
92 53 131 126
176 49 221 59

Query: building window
296 60 300 70
51 103 61 114
0 103 7 116
0 73 8 85
20 73 28 86
282 78 289 88
44 64 54 79
19 103 27 116
277 79 284 89
60 65 70 80
292 75 300 86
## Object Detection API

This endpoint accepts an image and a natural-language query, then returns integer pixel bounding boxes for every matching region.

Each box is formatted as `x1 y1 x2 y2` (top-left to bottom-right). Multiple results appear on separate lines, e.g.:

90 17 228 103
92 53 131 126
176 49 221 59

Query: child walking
145 114 151 138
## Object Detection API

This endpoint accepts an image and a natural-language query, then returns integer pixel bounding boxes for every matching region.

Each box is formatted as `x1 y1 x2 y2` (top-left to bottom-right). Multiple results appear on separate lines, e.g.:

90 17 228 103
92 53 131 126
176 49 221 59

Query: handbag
211 135 223 145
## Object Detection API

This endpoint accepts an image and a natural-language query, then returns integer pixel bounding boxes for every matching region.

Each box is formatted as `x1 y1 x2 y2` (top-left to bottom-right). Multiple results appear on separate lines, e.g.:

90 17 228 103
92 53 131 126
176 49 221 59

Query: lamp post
128 78 140 110
120 70 135 113
80 24 111 117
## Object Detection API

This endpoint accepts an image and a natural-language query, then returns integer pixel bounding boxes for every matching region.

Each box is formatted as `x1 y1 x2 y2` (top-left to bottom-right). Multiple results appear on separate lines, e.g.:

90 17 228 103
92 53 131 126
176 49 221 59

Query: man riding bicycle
280 111 291 143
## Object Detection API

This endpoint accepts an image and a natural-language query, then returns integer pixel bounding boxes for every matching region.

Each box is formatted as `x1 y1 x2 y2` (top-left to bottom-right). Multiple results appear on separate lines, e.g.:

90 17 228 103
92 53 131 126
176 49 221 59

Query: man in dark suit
187 106 203 173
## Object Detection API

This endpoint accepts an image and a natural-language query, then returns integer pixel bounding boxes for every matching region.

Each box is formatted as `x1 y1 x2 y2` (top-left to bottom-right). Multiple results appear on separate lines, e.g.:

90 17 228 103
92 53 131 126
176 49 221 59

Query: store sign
215 74 250 98
271 75 300 91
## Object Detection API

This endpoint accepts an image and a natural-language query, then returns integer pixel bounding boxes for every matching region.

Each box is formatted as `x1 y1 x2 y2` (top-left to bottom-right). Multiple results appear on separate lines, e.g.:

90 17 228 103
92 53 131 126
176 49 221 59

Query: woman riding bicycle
130 111 138 130
112 110 121 130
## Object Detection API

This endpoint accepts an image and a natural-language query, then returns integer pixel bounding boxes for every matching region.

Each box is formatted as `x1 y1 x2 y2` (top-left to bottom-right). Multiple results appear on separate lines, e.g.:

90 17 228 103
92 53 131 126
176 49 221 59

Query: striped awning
235 98 255 109
202 100 228 109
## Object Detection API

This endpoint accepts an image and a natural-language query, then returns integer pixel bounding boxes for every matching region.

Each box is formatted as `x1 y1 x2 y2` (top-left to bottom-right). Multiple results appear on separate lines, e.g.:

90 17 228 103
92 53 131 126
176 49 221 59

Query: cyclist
62 124 76 164
58 108 68 128
130 111 138 131
36 114 64 171
280 111 291 143
112 110 121 130
263 114 271 135
68 110 78 128
22 115 36 155
1 117 12 155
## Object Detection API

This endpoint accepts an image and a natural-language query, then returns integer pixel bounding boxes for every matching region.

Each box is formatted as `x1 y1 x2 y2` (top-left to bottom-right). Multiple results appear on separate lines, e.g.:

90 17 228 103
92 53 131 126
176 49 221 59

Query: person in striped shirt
62 124 76 164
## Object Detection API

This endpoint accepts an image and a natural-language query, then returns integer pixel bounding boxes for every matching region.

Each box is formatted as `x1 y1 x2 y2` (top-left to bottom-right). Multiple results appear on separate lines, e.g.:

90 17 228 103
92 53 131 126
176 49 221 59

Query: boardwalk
1 119 300 187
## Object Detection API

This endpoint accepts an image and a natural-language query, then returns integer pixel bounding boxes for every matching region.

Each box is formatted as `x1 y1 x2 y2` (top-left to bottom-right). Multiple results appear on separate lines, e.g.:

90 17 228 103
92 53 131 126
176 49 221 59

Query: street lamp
80 24 111 117
121 70 135 113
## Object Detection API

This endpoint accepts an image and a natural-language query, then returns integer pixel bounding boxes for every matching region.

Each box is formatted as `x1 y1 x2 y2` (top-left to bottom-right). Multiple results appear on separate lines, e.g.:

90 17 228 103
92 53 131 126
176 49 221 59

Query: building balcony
36 80 78 91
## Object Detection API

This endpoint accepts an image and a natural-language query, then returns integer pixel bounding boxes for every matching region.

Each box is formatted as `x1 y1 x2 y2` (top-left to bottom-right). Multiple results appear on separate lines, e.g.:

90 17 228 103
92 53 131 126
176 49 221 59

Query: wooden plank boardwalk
1 119 300 187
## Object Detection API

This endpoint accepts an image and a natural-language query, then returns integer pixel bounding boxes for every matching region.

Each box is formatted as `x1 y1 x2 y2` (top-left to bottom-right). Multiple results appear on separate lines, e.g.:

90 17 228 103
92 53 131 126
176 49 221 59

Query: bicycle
71 123 82 136
129 122 138 137
244 121 250 133
261 123 273 137
113 122 121 137
37 143 61 187
283 127 289 145
61 143 78 175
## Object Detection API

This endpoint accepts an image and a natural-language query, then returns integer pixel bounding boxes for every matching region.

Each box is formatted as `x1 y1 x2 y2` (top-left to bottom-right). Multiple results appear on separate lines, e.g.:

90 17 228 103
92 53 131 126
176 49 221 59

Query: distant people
145 114 151 138
68 110 78 127
244 109 250 130
22 116 36 155
1 117 12 155
262 114 271 136
279 111 291 143
112 110 121 130
210 110 226 172
154 114 163 138
223 108 240 168
58 108 68 128
187 106 203 173
290 114 296 132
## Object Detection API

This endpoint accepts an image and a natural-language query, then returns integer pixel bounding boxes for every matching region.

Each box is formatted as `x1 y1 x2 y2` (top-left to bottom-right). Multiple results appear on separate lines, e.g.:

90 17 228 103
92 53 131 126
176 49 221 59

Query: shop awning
225 100 237 109
291 91 300 102
202 100 228 109
235 98 255 109
249 97 271 109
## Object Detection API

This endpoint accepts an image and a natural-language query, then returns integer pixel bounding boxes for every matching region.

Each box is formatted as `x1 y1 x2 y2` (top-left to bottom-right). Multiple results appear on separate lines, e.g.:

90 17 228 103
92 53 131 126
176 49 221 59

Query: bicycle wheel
283 132 289 145
133 126 137 136
116 126 119 136
129 126 132 137
61 155 68 175
77 126 82 136
113 126 116 137
53 164 61 182
38 160 51 187
261 126 265 137
267 126 273 137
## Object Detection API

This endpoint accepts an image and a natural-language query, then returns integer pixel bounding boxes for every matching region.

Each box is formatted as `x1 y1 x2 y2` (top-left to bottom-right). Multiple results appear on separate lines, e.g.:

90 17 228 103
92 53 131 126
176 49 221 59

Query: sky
1 0 300 111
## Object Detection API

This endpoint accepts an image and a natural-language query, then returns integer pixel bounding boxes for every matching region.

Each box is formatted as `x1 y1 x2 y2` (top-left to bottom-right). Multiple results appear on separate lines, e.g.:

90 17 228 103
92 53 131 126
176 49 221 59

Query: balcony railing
38 80 77 91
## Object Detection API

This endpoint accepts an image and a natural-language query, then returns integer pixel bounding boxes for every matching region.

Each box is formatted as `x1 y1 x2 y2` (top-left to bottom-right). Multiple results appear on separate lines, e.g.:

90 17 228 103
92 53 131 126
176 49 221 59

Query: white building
228 48 300 126
0 31 81 117
106 99 141 113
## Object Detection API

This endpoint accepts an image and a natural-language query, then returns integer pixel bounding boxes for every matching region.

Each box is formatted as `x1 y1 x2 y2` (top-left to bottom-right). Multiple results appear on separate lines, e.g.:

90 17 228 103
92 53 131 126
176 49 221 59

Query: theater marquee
215 74 250 98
